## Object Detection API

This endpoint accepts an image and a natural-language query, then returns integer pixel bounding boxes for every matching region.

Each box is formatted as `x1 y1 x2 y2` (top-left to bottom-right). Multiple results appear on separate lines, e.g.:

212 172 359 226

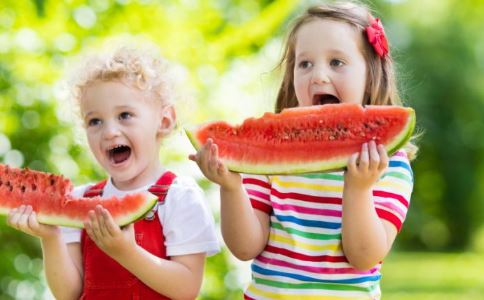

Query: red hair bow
366 17 389 58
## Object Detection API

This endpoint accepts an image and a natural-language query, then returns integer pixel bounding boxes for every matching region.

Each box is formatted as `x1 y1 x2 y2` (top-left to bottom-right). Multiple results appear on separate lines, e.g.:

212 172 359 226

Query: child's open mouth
313 94 340 105
107 145 132 165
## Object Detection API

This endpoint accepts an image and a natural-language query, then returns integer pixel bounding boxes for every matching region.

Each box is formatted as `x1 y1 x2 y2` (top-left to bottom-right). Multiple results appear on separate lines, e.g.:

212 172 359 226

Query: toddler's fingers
28 211 40 231
95 206 110 237
17 205 33 230
7 207 19 227
88 210 102 240
84 222 96 242
368 140 380 171
8 205 25 228
101 208 118 236
358 143 369 170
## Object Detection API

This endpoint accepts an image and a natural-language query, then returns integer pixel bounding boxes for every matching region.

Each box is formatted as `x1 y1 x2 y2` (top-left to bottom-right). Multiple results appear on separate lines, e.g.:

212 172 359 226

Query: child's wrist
343 185 372 199
40 231 62 244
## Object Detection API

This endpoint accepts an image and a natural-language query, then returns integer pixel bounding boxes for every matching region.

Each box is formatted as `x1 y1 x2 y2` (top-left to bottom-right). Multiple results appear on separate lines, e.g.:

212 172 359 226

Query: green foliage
384 0 484 251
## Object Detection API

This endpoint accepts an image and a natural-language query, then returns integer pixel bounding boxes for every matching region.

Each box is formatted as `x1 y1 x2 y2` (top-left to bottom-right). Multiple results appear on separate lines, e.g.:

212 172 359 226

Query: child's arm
7 205 83 300
189 139 270 260
341 141 397 271
84 206 204 299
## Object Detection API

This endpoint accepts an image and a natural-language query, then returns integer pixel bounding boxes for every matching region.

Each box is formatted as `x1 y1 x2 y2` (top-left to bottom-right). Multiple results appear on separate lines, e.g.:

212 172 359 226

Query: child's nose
102 122 121 139
311 67 331 84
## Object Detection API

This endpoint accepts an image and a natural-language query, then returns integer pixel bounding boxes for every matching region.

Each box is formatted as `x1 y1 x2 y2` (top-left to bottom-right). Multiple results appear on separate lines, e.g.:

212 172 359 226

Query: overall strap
83 180 108 197
148 171 177 204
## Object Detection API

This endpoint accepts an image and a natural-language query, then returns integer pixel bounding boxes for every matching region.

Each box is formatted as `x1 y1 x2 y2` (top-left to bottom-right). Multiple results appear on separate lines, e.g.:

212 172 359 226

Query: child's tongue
111 147 131 164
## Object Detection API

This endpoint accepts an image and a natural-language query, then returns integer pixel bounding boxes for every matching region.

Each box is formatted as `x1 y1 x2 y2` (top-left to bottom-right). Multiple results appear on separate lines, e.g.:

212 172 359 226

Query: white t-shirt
61 175 220 257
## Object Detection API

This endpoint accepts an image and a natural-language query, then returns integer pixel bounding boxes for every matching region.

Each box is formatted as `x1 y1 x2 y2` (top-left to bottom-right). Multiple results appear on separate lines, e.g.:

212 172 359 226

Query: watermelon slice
186 103 415 174
0 164 157 228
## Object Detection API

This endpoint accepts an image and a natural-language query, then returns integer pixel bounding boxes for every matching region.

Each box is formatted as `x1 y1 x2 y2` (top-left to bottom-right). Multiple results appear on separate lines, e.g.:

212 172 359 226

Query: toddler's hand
344 140 389 191
7 205 60 239
189 138 242 191
84 205 136 259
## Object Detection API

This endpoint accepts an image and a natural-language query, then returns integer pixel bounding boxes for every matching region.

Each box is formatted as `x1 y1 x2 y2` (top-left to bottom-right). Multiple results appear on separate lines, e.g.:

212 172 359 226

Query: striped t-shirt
242 150 413 300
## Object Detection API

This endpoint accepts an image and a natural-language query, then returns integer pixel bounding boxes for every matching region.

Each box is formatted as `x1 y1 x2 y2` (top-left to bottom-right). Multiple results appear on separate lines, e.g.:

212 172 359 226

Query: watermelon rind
185 106 416 175
35 196 158 228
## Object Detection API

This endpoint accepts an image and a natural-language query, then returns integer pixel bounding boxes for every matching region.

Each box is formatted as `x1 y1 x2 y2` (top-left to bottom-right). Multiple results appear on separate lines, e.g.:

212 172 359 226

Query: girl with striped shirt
191 1 417 299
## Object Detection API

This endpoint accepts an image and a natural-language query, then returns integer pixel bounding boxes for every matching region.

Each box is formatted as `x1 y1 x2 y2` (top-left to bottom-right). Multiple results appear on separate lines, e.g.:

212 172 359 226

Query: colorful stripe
242 151 412 299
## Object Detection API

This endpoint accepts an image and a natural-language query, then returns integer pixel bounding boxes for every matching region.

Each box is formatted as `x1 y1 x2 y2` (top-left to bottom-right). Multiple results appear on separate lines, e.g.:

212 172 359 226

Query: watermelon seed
21 185 26 193
32 183 37 191
0 180 2 186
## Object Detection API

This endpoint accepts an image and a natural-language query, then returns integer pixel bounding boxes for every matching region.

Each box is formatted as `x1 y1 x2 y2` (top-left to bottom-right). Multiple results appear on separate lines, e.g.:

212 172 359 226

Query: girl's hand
189 138 242 191
345 140 389 191
84 205 137 259
7 205 60 239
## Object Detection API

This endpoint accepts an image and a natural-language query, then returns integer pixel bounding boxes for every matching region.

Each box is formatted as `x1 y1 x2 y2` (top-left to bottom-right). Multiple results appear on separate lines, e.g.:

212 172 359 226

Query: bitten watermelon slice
186 103 415 174
0 164 157 228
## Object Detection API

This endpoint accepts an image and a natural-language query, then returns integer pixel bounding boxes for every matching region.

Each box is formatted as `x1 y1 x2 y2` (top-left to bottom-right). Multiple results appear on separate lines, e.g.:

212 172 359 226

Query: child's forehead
82 80 160 101
295 19 363 53
79 80 163 110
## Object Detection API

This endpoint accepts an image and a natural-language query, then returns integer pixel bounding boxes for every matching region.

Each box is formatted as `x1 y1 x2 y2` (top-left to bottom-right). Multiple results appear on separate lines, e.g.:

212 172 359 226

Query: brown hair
275 1 418 159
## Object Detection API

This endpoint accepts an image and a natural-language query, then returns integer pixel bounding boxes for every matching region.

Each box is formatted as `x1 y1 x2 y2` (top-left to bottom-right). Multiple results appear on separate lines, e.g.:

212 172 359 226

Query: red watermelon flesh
0 164 157 228
186 103 415 174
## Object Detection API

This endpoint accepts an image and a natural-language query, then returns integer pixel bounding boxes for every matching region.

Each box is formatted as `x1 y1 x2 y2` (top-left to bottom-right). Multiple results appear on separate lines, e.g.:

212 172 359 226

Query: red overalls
79 171 176 300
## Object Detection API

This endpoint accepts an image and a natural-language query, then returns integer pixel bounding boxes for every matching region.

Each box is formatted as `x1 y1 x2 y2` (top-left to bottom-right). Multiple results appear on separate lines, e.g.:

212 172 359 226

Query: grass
219 251 484 300
381 251 484 300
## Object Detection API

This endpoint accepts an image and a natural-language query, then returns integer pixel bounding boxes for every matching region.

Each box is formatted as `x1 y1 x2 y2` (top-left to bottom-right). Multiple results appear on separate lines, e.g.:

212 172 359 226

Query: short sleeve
373 150 414 231
242 174 272 214
60 184 90 244
160 176 220 257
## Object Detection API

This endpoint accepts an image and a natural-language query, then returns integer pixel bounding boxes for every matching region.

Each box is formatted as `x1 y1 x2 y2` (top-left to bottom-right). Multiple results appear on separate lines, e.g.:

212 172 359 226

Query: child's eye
330 59 344 67
298 60 313 69
119 112 133 120
87 118 101 127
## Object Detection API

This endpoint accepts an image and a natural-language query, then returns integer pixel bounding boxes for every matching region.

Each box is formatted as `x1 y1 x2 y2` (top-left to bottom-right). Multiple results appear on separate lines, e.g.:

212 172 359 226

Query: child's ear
158 105 176 137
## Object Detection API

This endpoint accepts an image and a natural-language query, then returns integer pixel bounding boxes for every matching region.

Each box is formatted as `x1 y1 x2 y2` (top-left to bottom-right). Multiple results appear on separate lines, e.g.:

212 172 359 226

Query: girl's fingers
368 140 380 171
377 144 389 170
347 152 359 173
199 140 212 171
358 143 369 170
209 144 218 170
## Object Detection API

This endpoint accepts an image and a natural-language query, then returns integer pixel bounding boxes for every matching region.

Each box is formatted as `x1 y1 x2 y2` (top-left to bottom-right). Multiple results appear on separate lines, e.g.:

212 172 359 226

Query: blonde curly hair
69 45 179 107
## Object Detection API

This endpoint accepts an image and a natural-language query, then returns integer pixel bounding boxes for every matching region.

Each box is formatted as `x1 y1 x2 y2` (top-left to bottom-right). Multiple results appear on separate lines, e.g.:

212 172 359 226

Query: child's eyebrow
83 111 95 120
115 105 137 111
296 49 348 58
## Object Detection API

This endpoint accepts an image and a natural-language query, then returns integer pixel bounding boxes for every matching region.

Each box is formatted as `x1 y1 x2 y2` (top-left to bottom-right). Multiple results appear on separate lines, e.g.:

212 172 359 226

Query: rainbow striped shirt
242 150 413 300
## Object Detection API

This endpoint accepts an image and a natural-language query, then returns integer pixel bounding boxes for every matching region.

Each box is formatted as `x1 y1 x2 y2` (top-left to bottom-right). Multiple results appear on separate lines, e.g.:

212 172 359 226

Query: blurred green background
1 0 484 299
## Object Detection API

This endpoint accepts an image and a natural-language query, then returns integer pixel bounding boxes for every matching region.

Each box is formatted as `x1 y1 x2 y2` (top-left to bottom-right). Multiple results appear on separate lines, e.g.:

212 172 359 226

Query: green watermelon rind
3 196 159 229
185 107 416 175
